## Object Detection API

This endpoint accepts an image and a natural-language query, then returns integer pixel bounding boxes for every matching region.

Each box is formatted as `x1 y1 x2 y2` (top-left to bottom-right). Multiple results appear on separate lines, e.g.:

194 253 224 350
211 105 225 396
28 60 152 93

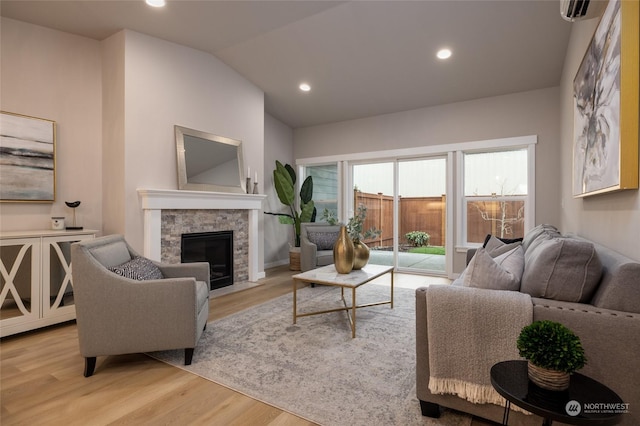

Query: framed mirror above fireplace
175 125 246 193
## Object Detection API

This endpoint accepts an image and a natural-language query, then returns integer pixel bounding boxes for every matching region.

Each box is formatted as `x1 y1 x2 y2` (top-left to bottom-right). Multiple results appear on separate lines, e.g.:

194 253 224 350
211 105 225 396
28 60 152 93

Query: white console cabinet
1 230 97 337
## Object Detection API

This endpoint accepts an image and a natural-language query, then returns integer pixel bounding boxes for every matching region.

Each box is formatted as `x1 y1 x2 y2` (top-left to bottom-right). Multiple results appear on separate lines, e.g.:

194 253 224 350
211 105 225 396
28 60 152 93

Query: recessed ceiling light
299 83 311 92
436 48 452 60
145 0 166 7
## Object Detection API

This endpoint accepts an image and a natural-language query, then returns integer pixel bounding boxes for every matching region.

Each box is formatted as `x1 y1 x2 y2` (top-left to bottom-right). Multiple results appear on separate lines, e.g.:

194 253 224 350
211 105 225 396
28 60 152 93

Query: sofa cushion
521 224 561 253
307 231 339 250
108 256 165 281
591 260 640 314
521 237 602 303
195 280 210 312
463 246 524 291
317 250 334 266
90 240 131 268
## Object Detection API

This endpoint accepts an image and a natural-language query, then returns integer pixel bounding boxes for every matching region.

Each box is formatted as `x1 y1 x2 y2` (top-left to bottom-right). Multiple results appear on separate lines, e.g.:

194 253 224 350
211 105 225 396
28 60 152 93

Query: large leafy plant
271 161 315 247
517 320 586 374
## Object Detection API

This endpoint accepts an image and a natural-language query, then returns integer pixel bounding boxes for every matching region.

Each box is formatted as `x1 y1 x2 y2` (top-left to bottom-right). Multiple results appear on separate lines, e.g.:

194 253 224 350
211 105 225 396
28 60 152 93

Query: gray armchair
70 235 210 377
300 223 343 272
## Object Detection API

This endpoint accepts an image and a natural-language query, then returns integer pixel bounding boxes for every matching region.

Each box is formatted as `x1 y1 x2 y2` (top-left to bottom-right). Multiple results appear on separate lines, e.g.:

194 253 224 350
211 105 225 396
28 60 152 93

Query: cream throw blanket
426 285 532 408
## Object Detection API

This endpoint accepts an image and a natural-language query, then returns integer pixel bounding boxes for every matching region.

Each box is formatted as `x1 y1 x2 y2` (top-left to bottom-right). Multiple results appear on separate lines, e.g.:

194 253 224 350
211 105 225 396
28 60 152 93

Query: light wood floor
1 265 316 426
1 266 488 426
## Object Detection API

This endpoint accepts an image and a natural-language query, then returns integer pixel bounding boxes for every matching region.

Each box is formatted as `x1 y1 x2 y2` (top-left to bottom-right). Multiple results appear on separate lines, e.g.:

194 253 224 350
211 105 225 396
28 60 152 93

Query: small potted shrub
516 320 586 391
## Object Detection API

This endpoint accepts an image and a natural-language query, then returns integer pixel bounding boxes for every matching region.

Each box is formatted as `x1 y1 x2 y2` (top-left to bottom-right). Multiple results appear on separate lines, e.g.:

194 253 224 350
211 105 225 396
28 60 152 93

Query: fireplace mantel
137 188 267 281
138 188 265 210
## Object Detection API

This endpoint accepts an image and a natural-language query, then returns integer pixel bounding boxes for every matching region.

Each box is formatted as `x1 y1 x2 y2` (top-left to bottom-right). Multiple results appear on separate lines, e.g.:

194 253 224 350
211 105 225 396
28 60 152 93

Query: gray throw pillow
307 231 339 250
484 235 522 257
108 256 165 281
463 246 524 291
520 238 602 303
521 224 561 253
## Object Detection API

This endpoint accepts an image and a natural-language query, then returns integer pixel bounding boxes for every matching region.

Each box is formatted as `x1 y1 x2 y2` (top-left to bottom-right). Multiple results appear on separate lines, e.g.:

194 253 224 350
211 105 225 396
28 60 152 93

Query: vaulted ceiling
1 1 573 128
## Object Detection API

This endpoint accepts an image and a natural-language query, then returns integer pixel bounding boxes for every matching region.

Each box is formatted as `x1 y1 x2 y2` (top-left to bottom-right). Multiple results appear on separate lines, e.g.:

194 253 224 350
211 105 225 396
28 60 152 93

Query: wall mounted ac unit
560 0 606 22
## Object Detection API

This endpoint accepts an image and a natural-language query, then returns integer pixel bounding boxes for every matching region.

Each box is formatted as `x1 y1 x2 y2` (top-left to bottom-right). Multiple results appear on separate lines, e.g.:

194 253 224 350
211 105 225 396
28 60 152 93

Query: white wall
294 87 562 272
101 30 265 257
101 31 126 237
559 18 640 260
264 113 295 266
2 22 267 271
0 18 102 232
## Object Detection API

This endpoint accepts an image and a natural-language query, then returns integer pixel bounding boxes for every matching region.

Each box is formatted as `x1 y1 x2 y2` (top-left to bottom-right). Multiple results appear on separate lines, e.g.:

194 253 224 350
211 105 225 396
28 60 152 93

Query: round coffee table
490 360 625 426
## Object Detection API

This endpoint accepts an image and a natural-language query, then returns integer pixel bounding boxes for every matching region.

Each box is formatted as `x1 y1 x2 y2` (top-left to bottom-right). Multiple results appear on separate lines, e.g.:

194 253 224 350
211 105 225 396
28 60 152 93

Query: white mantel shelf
138 188 266 211
137 188 267 282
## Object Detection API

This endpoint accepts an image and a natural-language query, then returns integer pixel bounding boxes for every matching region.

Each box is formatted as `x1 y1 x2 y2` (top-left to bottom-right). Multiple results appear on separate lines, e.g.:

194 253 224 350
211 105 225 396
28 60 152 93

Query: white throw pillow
463 246 524 291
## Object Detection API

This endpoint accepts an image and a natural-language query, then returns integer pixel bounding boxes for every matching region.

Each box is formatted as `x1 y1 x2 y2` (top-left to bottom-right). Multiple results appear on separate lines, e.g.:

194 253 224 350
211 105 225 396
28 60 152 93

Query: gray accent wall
559 19 640 261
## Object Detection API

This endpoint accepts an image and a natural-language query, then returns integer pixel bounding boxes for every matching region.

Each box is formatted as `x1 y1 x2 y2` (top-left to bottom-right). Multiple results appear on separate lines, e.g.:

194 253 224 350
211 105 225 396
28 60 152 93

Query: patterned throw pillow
307 231 339 250
108 256 164 281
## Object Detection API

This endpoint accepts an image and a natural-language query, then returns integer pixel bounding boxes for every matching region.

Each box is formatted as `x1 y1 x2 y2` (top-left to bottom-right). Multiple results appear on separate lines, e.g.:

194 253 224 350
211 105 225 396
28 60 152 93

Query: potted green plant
347 204 381 270
517 320 587 391
320 208 339 225
266 161 315 270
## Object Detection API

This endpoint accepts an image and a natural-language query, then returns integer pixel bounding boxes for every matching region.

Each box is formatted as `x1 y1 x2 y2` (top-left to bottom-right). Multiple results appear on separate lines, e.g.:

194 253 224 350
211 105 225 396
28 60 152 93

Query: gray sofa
71 235 210 377
416 225 640 425
300 223 342 272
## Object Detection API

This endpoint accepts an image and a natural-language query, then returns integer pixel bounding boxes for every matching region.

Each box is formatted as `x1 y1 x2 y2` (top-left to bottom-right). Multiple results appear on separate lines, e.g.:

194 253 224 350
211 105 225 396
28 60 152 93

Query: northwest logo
566 400 582 416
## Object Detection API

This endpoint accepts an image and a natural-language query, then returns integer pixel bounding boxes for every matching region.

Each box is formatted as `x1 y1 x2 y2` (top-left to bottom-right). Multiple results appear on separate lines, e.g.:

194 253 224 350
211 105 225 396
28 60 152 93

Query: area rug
149 283 471 426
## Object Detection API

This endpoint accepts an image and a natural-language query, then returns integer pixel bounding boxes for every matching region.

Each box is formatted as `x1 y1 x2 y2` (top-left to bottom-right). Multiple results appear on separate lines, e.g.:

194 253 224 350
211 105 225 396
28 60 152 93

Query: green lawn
408 246 445 255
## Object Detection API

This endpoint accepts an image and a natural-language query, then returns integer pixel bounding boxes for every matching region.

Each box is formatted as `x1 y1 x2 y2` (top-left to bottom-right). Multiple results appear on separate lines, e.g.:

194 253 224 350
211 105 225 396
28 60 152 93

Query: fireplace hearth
181 231 233 290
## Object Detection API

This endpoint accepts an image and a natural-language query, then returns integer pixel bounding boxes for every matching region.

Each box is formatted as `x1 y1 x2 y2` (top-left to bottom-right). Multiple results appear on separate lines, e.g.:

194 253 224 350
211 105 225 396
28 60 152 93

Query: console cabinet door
0 238 41 335
41 234 94 321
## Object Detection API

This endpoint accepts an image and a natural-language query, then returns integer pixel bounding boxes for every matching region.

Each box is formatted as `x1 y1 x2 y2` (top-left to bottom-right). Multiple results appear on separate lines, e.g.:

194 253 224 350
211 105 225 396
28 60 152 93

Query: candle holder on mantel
246 177 252 194
253 182 259 194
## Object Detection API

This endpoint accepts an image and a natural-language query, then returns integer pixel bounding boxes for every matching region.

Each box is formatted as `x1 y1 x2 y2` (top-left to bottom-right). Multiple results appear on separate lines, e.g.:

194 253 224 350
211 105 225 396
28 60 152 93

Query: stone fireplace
163 211 246 285
137 189 266 283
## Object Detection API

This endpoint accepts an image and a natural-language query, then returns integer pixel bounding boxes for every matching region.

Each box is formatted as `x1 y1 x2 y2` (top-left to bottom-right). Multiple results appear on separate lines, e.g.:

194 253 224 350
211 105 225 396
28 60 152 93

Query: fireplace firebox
181 231 233 290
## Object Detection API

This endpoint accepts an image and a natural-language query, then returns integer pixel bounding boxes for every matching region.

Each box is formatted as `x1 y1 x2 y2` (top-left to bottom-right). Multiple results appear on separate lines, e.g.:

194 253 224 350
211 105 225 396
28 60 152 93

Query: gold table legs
292 270 394 338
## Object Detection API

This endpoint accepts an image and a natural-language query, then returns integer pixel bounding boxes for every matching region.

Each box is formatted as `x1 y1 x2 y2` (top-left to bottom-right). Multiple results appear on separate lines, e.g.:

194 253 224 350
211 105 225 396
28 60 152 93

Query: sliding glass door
351 157 448 275
352 162 394 267
397 157 447 274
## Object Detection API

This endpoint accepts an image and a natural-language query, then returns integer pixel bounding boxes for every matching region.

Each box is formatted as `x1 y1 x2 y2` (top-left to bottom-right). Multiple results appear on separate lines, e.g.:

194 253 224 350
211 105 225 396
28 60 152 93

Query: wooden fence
354 191 524 247
465 199 525 243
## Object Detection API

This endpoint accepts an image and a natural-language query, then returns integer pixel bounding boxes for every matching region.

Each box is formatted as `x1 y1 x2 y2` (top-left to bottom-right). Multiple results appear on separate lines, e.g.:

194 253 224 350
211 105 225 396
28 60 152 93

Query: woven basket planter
527 361 570 391
289 249 301 271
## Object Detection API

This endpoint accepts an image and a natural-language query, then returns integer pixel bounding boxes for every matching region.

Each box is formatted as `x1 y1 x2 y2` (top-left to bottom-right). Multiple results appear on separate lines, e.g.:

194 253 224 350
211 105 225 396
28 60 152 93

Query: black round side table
490 360 625 426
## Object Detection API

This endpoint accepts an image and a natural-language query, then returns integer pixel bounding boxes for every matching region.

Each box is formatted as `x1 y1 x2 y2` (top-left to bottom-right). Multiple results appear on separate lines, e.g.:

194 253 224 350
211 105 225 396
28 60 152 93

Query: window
304 164 338 222
460 148 530 245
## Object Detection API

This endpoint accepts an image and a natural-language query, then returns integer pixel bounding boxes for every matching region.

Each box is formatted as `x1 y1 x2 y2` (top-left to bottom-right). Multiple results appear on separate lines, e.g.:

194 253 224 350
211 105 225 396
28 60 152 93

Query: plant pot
289 247 301 271
352 240 370 270
333 225 354 274
527 361 570 391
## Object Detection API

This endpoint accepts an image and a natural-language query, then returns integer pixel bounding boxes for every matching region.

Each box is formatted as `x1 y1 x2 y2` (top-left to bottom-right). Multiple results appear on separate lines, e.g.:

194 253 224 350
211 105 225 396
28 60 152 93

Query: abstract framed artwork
0 111 56 202
572 0 639 198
